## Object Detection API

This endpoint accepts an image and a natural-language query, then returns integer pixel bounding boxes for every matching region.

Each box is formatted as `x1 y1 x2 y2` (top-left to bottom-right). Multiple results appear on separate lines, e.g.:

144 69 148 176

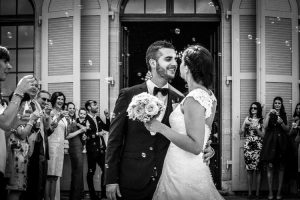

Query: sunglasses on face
251 107 257 110
41 97 50 102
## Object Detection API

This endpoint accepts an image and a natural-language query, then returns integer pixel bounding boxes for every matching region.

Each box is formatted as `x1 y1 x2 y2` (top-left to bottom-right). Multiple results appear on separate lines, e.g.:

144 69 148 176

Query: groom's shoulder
129 83 145 90
169 84 184 99
120 83 146 94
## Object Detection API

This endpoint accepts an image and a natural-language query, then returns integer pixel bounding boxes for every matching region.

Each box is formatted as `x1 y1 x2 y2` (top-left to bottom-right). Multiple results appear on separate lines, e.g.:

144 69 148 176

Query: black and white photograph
0 0 300 200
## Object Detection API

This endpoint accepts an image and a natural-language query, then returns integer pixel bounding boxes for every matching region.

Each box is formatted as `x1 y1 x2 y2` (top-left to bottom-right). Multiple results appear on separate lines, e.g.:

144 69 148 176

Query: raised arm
254 122 265 138
0 75 35 131
99 110 110 132
289 119 299 136
264 111 271 129
240 117 248 136
278 114 289 132
13 110 40 140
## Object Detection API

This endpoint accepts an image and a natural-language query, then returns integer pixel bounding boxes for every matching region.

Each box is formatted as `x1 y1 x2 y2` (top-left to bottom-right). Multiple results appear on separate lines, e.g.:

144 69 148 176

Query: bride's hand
144 119 162 133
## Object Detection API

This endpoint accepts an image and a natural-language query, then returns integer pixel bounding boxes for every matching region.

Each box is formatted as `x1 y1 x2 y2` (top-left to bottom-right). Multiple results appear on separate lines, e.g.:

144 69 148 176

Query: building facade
1 0 299 191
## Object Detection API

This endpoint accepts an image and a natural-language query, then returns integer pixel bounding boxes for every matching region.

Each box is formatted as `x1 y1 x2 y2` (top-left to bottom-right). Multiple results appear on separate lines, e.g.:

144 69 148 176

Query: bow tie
153 87 169 96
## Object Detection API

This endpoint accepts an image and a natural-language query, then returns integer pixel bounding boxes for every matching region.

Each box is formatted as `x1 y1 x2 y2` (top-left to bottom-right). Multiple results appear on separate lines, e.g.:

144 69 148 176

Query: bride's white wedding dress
152 88 224 200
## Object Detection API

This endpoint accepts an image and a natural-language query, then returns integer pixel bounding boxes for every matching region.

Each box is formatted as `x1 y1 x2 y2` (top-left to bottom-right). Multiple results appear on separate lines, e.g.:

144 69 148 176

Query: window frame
0 0 34 97
120 0 221 21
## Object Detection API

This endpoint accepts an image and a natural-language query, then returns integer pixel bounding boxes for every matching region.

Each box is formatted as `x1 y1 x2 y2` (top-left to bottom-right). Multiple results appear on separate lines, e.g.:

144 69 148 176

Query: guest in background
261 96 289 200
240 102 264 199
45 92 68 200
288 103 300 194
6 92 40 200
65 102 86 200
0 46 35 198
25 90 53 200
76 108 89 153
85 100 110 200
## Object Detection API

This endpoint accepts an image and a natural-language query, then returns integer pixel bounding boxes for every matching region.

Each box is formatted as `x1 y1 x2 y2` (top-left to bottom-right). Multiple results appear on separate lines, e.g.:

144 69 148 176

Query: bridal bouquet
127 92 165 124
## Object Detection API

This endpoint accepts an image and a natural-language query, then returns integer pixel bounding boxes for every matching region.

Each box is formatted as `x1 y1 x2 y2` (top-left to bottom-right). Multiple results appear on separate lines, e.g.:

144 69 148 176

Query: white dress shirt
146 80 169 122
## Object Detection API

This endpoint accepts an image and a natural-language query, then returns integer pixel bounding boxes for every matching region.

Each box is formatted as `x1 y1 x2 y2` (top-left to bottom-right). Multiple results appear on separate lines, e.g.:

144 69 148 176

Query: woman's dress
67 118 84 200
47 111 67 177
6 131 29 191
260 113 288 165
152 88 224 200
243 118 263 170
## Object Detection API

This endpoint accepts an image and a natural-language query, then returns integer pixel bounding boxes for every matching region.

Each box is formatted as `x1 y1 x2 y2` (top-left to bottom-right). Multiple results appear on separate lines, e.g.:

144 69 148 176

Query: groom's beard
156 64 177 81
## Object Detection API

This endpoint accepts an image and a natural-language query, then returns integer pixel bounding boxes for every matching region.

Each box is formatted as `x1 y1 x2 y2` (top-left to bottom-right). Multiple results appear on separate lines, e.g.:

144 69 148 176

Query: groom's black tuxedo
105 82 183 200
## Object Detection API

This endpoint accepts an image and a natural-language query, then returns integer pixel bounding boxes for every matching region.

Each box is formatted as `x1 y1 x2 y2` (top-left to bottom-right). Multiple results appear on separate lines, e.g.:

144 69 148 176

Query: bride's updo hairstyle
182 45 213 88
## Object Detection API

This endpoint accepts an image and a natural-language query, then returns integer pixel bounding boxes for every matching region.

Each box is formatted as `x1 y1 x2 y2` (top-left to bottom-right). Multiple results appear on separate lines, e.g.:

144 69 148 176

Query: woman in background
240 102 264 199
65 102 86 200
288 103 300 195
261 97 289 200
6 83 40 200
45 92 68 200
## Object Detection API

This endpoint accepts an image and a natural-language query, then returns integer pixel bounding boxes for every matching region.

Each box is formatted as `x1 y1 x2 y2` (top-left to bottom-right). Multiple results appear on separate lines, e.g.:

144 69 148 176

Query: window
122 0 219 15
0 0 34 97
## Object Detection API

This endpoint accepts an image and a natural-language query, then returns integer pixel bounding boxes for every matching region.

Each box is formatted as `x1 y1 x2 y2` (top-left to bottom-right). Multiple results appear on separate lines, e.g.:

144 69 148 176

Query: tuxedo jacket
104 82 183 191
85 114 110 153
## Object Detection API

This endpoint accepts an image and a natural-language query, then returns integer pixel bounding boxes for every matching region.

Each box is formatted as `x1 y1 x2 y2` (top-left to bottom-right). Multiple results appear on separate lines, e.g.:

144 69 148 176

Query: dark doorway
121 22 218 91
120 21 221 189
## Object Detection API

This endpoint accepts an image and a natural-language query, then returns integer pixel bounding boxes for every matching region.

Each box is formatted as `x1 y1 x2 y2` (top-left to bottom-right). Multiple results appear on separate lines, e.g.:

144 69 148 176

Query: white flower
127 92 165 123
145 102 159 116
133 105 144 118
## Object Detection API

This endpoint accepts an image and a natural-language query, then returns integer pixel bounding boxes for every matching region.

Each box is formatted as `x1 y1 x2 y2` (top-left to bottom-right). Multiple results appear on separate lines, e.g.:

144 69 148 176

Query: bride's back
205 90 217 129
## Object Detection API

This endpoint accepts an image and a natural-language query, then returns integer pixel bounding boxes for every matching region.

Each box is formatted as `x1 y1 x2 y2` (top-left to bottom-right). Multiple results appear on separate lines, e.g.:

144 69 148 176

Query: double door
120 21 222 189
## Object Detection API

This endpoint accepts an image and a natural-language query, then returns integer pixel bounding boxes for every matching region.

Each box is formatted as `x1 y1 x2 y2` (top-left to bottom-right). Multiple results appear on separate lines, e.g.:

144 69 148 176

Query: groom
105 40 213 200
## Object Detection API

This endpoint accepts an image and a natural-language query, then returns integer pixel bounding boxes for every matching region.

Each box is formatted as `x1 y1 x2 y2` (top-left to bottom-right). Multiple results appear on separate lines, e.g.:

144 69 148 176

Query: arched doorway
119 0 222 189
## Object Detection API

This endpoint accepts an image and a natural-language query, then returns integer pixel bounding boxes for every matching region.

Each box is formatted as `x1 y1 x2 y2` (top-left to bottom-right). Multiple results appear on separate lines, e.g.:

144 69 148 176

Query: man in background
25 90 53 200
85 100 110 200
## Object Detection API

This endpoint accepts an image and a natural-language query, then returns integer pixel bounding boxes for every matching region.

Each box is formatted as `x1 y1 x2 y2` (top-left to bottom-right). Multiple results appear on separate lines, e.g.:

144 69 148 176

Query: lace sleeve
180 89 216 119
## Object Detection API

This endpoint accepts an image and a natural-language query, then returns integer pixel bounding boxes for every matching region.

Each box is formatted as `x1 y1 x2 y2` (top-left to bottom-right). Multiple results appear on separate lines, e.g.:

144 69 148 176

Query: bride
145 45 224 200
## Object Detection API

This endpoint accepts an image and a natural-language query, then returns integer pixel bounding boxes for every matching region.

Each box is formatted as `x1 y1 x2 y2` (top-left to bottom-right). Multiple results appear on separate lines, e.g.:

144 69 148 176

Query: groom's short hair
145 40 175 71
0 46 10 62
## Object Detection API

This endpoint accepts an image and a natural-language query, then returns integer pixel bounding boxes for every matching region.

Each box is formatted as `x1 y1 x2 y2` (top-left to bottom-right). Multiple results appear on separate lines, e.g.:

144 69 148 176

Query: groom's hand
106 183 122 200
203 140 215 165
